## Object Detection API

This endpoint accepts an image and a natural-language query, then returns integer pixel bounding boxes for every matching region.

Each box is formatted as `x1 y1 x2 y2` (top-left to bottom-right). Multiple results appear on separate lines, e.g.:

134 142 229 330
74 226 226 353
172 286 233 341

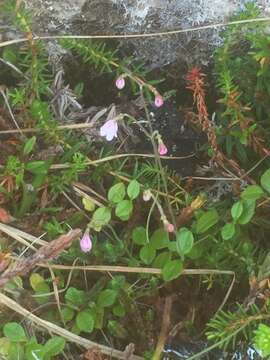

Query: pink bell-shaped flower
100 119 118 141
154 94 164 108
80 229 92 253
158 141 168 156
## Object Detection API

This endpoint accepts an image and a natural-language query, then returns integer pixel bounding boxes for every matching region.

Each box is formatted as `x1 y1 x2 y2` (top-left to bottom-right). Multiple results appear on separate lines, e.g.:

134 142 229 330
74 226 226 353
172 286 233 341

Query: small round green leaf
176 228 194 255
8 343 24 360
82 197 95 212
90 206 111 231
97 289 118 308
231 201 243 221
3 322 27 342
152 251 171 268
150 229 169 250
238 200 256 225
76 310 95 333
132 227 147 245
139 243 156 265
23 136 36 156
115 200 133 221
162 260 183 282
195 209 219 234
127 180 140 200
221 222 235 240
61 307 75 322
44 337 65 357
25 343 44 360
261 169 270 194
241 185 264 201
108 183 126 203
29 273 45 291
65 287 87 306
34 281 51 305
113 304 126 317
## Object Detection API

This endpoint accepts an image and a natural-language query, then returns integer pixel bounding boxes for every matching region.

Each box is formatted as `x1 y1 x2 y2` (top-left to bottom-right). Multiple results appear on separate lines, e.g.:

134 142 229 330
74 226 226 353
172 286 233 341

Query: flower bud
80 229 92 252
154 94 164 108
143 190 152 202
158 142 168 156
115 76 125 90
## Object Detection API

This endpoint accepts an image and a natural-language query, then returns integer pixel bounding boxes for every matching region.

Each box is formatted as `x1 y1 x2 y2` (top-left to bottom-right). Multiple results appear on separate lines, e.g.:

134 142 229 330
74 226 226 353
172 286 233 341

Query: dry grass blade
37 263 234 276
0 222 47 251
1 17 270 49
0 292 143 360
0 229 81 288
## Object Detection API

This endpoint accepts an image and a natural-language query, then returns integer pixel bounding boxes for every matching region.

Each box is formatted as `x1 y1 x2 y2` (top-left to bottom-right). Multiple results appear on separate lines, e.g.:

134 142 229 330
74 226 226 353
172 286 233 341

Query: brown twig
0 229 81 288
152 296 173 360
0 292 143 360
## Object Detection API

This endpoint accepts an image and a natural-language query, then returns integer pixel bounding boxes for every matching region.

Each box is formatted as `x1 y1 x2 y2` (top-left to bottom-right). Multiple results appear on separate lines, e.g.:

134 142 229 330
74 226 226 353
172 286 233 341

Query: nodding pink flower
115 76 125 90
80 229 92 253
154 94 164 108
165 223 175 233
100 119 118 141
158 141 168 156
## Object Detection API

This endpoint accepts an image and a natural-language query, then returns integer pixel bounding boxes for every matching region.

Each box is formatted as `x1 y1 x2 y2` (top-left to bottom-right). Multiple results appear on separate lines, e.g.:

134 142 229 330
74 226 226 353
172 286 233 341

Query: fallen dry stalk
152 297 173 360
0 229 81 288
0 292 143 360
1 17 270 48
37 263 235 276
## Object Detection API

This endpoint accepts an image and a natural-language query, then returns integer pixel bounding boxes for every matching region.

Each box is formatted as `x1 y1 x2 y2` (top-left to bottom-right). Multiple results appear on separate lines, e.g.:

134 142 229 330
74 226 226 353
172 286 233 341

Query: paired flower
80 229 92 252
115 76 126 90
100 119 118 141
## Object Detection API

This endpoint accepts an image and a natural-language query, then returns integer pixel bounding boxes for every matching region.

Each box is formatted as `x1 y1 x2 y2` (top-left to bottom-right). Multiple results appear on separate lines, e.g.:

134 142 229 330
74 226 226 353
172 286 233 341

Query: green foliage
176 228 194 256
206 303 268 350
253 324 270 357
195 208 219 234
2 2 270 357
3 323 27 342
60 39 155 95
215 3 270 163
261 168 270 194
2 322 65 360
108 183 126 204
162 260 183 282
